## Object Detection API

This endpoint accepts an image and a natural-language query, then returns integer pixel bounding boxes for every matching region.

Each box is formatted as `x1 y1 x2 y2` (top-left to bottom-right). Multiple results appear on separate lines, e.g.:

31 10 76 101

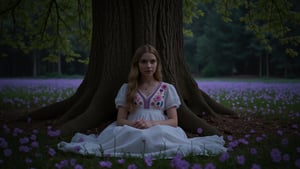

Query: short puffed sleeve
115 83 128 108
164 83 181 110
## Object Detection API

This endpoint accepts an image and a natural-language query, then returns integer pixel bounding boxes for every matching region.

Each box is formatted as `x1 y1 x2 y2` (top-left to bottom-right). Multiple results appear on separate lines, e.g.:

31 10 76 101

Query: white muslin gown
57 82 227 158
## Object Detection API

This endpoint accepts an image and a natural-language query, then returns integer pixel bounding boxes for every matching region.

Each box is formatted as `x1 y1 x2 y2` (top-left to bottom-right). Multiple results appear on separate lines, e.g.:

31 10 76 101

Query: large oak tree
14 0 237 136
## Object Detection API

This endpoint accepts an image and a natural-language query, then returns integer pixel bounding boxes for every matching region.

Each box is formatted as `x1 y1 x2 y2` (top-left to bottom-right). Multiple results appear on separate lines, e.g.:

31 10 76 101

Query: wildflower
250 148 257 155
283 153 290 162
191 163 202 169
32 129 39 134
99 161 112 168
270 148 281 163
238 138 248 145
48 129 61 137
228 140 239 148
31 141 39 148
277 130 283 136
197 128 203 135
48 147 56 157
117 159 125 164
0 137 8 148
69 159 76 166
74 164 84 169
3 125 10 133
295 159 300 168
19 137 30 144
170 154 190 169
204 162 215 169
227 135 233 141
144 155 153 167
281 138 288 145
250 129 256 133
292 124 298 129
297 147 300 153
30 134 37 141
3 148 12 157
127 164 137 169
236 155 245 165
19 145 31 153
251 163 261 169
25 157 32 163
255 136 263 142
219 152 230 162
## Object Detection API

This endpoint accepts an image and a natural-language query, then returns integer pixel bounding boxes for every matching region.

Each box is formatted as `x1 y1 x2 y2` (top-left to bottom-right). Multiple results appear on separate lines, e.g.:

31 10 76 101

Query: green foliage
209 0 300 56
0 0 92 64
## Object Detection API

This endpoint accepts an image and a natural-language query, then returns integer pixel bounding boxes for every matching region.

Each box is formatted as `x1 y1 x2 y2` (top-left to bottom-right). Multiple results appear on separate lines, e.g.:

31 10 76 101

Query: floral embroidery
150 83 168 110
134 83 169 110
134 95 143 107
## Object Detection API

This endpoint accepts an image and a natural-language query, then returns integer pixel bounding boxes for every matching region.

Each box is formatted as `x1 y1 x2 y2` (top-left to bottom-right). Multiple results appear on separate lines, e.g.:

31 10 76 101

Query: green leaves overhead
0 0 92 64
202 0 300 56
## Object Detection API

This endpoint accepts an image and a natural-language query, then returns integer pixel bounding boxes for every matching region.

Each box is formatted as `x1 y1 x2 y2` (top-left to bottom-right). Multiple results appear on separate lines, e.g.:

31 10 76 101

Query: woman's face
138 52 157 78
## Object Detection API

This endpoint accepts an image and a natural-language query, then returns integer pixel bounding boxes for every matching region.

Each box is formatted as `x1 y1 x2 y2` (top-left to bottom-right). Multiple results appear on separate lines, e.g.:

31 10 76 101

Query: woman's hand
132 120 153 129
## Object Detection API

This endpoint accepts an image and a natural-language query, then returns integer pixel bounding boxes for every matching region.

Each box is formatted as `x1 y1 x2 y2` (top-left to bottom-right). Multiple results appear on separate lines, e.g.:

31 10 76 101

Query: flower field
0 78 299 169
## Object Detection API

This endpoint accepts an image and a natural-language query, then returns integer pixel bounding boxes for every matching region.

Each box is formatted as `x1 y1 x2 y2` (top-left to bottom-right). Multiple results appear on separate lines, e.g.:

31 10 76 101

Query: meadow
0 78 299 169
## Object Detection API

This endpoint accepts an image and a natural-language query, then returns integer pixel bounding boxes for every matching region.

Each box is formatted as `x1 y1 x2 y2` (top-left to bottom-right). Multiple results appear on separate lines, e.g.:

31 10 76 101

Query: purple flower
19 145 31 153
228 140 239 148
3 148 12 157
292 124 298 129
48 129 61 137
30 134 37 141
277 130 283 136
236 155 245 165
13 127 23 136
251 163 261 169
297 147 300 153
170 154 190 169
74 164 84 169
250 148 257 155
0 137 8 148
144 155 153 167
281 138 288 145
191 163 202 169
250 129 256 133
69 159 76 166
219 152 230 162
204 162 215 169
238 138 248 145
31 141 39 148
19 137 30 144
48 147 56 157
197 128 203 135
74 146 81 152
3 125 10 133
227 135 233 141
99 161 112 168
283 153 290 162
117 159 125 164
127 164 137 169
255 136 263 142
270 148 281 163
295 159 300 168
25 157 32 163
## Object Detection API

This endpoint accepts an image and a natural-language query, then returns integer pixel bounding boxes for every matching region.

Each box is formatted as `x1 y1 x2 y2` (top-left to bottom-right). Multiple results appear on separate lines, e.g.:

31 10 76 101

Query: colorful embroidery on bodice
134 83 168 110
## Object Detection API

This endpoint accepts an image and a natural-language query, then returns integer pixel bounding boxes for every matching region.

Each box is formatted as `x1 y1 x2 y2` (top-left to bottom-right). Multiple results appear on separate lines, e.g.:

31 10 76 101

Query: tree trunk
17 0 236 136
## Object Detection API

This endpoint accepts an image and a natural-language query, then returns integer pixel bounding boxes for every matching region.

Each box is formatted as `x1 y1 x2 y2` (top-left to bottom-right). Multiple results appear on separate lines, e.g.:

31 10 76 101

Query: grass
0 79 299 169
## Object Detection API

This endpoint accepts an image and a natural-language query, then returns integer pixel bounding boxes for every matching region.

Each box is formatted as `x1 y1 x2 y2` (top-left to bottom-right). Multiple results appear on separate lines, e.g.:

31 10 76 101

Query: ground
0 111 295 140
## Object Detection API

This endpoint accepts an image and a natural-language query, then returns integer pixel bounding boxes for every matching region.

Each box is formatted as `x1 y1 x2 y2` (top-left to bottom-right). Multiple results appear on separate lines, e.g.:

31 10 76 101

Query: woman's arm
116 107 135 126
134 107 178 129
150 107 178 127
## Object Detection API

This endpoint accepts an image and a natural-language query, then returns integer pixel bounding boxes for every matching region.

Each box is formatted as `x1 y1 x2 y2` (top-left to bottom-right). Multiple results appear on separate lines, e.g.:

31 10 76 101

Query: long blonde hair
126 44 162 111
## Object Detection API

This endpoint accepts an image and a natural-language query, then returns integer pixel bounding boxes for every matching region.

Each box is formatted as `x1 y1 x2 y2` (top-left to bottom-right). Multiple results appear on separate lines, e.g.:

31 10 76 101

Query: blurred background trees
0 0 299 78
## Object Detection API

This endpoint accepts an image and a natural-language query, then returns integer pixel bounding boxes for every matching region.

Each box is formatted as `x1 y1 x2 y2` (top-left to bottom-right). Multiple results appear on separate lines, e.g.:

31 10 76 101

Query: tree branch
0 0 22 15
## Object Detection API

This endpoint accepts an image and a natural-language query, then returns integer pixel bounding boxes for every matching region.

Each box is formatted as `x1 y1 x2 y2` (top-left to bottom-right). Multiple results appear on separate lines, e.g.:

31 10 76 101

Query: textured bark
16 0 236 136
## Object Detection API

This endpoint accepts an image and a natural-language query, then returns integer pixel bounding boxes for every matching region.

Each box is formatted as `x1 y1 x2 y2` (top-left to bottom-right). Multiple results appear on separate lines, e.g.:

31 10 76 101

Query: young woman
58 44 227 158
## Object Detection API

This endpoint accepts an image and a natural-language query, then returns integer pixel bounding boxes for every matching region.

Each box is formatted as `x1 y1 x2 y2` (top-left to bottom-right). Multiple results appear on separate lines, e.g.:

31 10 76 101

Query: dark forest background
1 1 299 78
